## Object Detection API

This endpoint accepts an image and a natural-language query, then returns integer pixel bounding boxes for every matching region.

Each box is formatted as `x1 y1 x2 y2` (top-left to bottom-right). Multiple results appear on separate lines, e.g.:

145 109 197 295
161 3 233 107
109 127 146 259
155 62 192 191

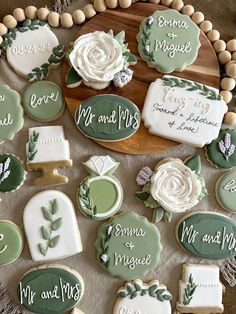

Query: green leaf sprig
100 225 113 268
183 274 197 306
79 180 97 219
28 131 39 161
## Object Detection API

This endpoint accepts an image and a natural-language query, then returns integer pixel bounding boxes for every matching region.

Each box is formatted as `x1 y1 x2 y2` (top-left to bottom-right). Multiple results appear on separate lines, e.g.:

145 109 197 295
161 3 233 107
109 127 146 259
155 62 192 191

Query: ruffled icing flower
150 158 202 213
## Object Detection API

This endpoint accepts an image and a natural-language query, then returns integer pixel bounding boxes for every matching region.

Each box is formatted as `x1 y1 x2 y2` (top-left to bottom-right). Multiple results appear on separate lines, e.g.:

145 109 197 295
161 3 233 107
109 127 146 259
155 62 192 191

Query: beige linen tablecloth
0 1 235 313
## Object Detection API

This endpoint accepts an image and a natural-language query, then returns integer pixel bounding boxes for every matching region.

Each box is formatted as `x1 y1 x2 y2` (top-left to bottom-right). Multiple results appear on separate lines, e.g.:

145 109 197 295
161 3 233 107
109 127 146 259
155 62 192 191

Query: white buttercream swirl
69 31 124 85
150 158 201 213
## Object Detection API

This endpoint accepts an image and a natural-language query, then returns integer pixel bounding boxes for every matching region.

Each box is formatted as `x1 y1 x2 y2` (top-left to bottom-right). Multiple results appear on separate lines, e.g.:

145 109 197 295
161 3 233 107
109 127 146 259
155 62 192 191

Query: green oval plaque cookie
176 211 236 260
75 94 141 142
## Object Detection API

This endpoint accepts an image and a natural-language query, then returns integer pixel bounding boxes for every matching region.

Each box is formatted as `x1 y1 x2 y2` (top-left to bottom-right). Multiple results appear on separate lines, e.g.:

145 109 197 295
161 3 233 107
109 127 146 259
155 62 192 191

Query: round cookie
23 81 65 122
0 154 26 193
0 220 24 266
0 84 24 144
206 129 236 168
95 211 162 280
215 169 236 213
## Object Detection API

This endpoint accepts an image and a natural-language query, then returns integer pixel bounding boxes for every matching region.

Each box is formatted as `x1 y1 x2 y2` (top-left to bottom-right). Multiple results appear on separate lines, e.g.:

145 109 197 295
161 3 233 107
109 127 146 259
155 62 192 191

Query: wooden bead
171 0 184 11
226 63 236 79
227 39 236 52
224 112 236 125
0 23 8 36
72 10 86 24
225 60 236 70
48 12 60 28
83 4 96 19
220 90 233 104
60 13 73 28
200 20 212 33
161 0 173 6
207 30 220 43
0 36 3 45
37 7 50 21
25 6 37 19
3 15 17 29
119 0 132 8
213 39 226 53
218 50 231 65
233 52 236 61
149 0 161 3
106 0 118 9
94 0 107 12
221 77 236 91
13 8 25 22
191 11 204 25
182 5 194 16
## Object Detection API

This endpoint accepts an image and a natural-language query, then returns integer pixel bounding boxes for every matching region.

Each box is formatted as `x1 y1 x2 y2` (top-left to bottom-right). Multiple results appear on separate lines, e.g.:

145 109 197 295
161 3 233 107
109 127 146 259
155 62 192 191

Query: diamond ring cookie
23 81 65 122
95 211 162 280
137 9 201 73
114 279 172 314
23 190 83 262
77 156 123 220
0 84 24 144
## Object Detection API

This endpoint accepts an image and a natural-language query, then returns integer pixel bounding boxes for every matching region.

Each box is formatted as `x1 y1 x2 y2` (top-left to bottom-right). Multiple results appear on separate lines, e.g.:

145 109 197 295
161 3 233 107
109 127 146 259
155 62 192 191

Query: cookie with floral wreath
135 155 207 223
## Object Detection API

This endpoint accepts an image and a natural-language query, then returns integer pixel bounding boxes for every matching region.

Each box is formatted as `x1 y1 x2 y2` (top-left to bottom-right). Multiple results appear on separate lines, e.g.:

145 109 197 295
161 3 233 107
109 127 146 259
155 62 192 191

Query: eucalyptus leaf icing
0 84 24 144
77 156 123 220
176 212 236 260
75 94 141 141
95 211 162 280
17 266 84 314
206 129 236 169
114 279 172 314
137 9 201 73
23 81 65 122
0 220 23 266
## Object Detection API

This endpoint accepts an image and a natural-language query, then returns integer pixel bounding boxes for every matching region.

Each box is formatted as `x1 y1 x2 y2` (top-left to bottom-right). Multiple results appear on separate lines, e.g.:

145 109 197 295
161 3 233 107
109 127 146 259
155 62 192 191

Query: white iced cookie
23 190 83 261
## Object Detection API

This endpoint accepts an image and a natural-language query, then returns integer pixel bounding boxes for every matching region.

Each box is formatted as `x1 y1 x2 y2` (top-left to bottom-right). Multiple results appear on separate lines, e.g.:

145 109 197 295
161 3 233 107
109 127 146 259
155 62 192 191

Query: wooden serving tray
62 3 220 154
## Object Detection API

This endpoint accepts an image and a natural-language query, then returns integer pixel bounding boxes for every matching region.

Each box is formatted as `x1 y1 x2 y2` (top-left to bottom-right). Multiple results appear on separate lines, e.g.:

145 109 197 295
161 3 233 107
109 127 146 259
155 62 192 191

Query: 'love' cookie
114 279 172 314
95 211 162 280
24 190 83 261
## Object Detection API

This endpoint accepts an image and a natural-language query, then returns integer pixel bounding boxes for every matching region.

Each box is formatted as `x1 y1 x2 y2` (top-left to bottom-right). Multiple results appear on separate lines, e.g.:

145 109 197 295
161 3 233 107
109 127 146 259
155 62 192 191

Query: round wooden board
62 3 220 155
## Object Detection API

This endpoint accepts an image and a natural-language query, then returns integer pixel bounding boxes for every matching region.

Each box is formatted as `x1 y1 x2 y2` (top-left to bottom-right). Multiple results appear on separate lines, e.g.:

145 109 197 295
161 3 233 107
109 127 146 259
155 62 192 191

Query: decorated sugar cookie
0 220 23 266
23 81 65 122
77 156 123 220
177 264 224 314
206 129 236 168
67 30 137 90
176 211 236 260
0 84 24 144
25 126 72 186
136 155 207 223
75 95 141 142
142 76 227 147
23 190 83 262
137 10 200 73
95 211 162 280
17 264 84 313
114 279 172 314
2 19 64 81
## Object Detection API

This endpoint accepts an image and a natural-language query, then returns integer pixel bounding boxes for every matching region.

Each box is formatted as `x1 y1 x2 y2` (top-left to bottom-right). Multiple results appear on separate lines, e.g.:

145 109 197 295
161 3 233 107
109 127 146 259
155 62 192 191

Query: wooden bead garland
48 12 60 27
213 39 226 53
199 20 212 33
207 29 220 43
227 39 236 52
25 6 38 19
233 52 236 61
224 112 236 126
13 8 26 22
226 63 236 79
0 23 8 36
182 5 194 16
191 11 204 24
94 0 107 12
119 0 132 8
171 0 184 11
221 77 235 91
218 50 231 65
72 10 86 24
105 0 119 9
220 90 233 104
161 0 173 6
37 7 50 21
149 0 161 3
3 15 17 29
60 13 73 28
83 4 96 19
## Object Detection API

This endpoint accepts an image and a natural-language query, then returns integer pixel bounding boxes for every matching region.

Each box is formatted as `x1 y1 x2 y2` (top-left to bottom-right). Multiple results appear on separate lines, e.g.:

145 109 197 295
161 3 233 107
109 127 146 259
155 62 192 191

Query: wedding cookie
77 156 123 220
177 264 224 313
95 211 162 280
23 190 83 261
206 129 236 168
136 155 207 223
137 10 200 73
0 84 24 144
176 211 236 260
17 264 84 313
142 76 227 147
3 19 64 81
215 169 236 213
67 30 137 90
75 95 141 142
114 279 172 314
23 81 65 122
0 220 23 266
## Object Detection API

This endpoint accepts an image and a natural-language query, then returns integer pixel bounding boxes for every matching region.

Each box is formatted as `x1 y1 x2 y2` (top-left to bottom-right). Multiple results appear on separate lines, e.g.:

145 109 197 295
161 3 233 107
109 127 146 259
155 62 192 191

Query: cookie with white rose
135 155 207 223
66 30 137 90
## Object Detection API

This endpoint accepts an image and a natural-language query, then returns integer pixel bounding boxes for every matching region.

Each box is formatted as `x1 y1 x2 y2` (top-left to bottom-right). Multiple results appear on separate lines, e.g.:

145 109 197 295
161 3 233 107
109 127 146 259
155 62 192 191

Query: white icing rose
150 158 201 213
69 31 124 88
